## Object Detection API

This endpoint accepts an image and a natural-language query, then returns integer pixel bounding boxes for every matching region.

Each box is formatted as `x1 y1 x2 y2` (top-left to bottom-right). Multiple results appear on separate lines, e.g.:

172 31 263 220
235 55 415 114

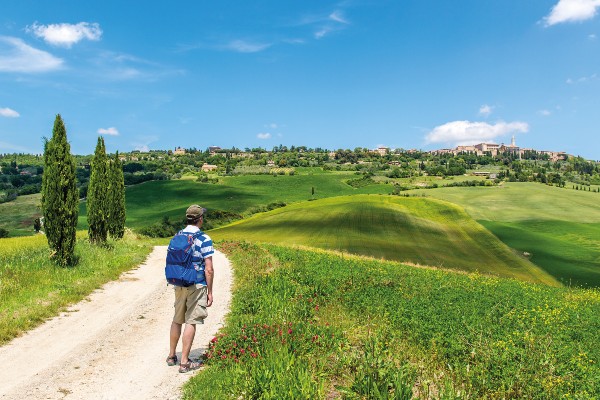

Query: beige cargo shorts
173 284 208 325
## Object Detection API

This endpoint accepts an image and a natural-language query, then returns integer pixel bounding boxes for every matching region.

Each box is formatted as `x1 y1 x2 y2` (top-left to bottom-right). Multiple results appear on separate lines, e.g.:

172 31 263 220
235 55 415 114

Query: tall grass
0 232 153 344
185 242 600 399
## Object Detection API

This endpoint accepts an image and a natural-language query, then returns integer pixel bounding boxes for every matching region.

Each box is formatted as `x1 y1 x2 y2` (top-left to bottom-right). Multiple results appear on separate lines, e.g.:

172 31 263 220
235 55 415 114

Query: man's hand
207 292 213 307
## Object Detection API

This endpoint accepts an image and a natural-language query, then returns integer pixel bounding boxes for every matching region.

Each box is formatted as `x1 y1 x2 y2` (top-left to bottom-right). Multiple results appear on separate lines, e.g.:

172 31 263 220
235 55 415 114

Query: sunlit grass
185 242 600 399
210 195 559 286
0 231 154 344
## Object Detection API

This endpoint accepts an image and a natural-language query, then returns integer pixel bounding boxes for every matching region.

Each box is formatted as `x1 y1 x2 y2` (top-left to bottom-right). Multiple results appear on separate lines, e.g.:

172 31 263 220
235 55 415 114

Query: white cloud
257 132 272 139
590 33 597 39
539 109 552 116
425 120 529 146
97 127 119 136
131 135 158 152
0 36 63 73
566 73 598 83
329 11 349 24
225 40 271 53
478 104 493 117
0 107 19 118
134 145 149 152
27 22 102 48
544 0 600 26
265 123 278 129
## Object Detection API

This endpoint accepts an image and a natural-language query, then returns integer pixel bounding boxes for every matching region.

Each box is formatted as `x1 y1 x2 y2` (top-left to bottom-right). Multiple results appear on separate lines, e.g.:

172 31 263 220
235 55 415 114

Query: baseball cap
186 204 206 219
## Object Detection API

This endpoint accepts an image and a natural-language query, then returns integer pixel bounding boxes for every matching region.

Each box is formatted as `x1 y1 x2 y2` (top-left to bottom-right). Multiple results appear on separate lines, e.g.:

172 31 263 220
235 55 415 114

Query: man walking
166 204 214 373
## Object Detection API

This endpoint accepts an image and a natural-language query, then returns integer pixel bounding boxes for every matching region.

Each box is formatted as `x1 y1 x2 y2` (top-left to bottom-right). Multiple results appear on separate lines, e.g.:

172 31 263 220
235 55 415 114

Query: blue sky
1 1 599 159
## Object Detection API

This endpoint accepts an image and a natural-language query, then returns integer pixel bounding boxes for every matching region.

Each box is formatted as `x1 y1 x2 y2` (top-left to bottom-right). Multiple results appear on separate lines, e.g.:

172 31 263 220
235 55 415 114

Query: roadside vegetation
0 232 153 344
185 242 600 399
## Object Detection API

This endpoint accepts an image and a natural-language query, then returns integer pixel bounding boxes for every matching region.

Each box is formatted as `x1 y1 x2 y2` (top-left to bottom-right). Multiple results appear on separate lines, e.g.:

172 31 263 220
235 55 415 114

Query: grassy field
0 193 42 237
185 242 600 399
406 183 600 287
0 232 154 344
407 182 600 223
78 171 392 230
210 195 558 285
480 220 600 287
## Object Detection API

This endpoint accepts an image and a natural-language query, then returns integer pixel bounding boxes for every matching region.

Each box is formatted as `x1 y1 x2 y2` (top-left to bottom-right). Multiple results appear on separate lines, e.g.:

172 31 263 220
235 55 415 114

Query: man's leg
180 323 196 364
169 321 182 358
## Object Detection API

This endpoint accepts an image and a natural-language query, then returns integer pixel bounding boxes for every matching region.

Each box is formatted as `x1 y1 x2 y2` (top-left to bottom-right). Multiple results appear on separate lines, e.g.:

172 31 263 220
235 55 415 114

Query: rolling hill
210 194 559 286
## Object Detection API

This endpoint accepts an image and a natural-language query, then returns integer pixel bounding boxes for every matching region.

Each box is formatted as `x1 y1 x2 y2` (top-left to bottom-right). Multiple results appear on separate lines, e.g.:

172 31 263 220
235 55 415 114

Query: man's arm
204 256 214 307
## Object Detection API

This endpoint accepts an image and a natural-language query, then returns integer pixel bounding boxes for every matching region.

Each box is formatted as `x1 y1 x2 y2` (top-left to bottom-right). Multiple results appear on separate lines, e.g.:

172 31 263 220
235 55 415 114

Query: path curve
0 246 232 400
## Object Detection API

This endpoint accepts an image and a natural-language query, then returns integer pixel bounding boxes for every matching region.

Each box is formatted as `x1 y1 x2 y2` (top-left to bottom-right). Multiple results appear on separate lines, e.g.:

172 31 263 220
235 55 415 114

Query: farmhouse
201 163 218 172
174 147 186 155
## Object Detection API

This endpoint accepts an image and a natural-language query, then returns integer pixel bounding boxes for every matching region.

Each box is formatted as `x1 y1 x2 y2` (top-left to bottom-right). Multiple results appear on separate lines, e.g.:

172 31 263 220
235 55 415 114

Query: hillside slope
407 183 600 287
211 195 559 285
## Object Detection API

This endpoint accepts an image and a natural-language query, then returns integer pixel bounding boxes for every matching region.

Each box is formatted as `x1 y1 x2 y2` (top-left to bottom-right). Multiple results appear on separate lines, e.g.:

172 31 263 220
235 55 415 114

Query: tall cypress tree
41 115 78 265
87 136 109 243
108 151 126 239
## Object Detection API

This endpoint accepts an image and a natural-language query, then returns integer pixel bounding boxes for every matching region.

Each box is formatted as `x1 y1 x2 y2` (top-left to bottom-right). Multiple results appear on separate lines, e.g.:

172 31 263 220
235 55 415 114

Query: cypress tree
41 115 78 265
108 151 126 239
87 136 110 243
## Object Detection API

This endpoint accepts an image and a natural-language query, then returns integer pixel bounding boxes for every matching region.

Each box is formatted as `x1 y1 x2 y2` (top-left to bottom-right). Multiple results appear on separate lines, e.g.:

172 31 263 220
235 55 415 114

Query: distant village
157 136 568 173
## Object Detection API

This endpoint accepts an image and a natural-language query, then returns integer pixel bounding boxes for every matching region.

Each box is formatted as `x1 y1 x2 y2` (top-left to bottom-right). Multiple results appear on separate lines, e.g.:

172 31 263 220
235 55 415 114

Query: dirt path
0 246 232 400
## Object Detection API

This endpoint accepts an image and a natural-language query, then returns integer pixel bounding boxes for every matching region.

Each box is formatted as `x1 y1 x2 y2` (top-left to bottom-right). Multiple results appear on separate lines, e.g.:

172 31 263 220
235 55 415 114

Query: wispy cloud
590 33 597 39
131 135 158 152
0 107 20 117
425 120 529 146
329 11 349 24
539 109 552 116
257 132 272 139
225 40 272 53
90 51 183 82
297 8 351 40
478 104 493 117
544 0 600 26
0 141 32 152
27 22 102 48
98 127 119 136
265 123 279 129
0 36 63 73
566 73 598 84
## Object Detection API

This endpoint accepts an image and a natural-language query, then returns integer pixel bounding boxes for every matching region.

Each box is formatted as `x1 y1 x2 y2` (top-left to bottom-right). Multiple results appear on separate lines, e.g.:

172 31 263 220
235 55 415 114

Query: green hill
407 183 600 287
78 172 391 230
210 195 558 285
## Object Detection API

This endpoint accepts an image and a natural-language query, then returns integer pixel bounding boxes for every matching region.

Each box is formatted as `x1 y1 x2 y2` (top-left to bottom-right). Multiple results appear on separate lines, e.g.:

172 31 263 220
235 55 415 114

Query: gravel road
0 246 232 400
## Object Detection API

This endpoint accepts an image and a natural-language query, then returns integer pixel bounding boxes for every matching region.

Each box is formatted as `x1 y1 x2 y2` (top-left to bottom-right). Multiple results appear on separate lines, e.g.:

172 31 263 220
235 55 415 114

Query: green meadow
407 183 600 287
185 242 600 399
78 171 391 230
0 193 42 237
210 195 558 285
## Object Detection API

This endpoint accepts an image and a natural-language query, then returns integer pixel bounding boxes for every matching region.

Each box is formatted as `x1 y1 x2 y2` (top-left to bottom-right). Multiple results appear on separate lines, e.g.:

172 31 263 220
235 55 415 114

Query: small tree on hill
33 217 41 233
108 151 126 239
41 114 79 265
87 136 110 243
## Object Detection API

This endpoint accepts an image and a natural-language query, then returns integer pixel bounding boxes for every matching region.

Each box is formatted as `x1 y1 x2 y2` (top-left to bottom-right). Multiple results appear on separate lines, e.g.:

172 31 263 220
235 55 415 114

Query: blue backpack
165 230 202 287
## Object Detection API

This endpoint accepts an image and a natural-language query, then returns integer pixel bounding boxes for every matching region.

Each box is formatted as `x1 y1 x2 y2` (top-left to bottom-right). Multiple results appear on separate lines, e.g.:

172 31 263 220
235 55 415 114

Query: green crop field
407 182 600 223
406 183 600 287
185 242 600 399
210 195 558 285
78 171 391 230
